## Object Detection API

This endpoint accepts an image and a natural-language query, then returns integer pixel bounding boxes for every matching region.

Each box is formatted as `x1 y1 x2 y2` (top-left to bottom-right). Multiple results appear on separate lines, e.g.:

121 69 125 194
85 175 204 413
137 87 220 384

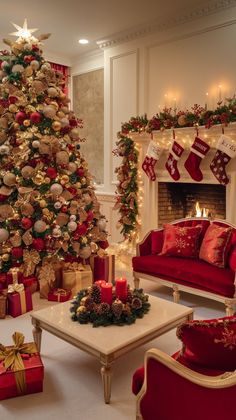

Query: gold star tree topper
10 19 38 42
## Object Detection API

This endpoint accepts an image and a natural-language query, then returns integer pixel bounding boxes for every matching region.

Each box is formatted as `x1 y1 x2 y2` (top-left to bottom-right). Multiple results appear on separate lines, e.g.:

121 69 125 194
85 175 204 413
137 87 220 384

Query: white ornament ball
60 117 69 127
70 215 76 221
68 221 77 232
97 218 107 231
43 105 56 119
32 140 40 148
50 183 63 196
41 62 51 72
68 162 77 173
24 43 32 51
3 173 16 187
12 64 24 73
30 60 40 71
0 228 9 243
0 145 10 155
52 226 62 238
21 165 34 179
79 246 92 259
54 201 62 210
2 77 8 83
34 220 47 233
47 87 58 98
70 128 80 140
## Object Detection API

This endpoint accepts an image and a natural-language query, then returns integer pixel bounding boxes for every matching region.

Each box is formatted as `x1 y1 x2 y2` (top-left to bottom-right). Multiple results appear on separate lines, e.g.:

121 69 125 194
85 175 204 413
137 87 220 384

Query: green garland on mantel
113 97 236 239
70 285 150 327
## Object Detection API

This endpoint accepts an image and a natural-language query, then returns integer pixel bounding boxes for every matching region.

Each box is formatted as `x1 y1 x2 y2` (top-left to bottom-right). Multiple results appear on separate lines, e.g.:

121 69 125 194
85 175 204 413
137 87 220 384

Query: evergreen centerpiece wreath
70 284 150 327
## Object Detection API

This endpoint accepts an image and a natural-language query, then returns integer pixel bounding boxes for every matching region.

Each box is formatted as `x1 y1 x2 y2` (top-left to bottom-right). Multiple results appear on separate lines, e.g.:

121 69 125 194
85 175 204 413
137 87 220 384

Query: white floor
0 258 226 420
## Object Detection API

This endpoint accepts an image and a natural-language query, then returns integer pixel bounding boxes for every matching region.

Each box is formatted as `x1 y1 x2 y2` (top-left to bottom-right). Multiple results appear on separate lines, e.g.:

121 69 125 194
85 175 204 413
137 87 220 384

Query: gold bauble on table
52 121 61 131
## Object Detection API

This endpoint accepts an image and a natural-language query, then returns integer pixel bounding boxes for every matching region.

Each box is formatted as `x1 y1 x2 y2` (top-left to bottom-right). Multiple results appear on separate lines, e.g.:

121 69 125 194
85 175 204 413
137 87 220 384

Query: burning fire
195 201 209 217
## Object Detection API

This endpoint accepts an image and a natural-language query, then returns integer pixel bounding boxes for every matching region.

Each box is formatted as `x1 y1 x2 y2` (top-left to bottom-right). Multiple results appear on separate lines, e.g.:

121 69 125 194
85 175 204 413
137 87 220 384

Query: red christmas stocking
210 134 236 185
165 140 184 181
184 137 210 182
142 140 163 181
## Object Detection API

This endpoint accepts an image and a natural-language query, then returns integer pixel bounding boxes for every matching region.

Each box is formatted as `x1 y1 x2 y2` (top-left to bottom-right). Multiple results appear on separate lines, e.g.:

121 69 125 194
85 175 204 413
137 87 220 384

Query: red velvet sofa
132 346 236 420
132 218 236 315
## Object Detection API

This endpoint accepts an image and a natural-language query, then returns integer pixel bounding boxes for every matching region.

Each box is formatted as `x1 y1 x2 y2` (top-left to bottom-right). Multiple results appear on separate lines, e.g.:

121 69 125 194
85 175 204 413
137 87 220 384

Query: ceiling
0 0 234 64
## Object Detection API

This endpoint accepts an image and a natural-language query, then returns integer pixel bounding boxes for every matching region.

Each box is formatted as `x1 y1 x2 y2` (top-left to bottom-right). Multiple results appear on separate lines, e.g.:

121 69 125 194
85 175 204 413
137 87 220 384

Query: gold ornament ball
34 220 47 233
2 253 10 261
57 111 65 119
79 245 91 259
34 174 44 185
42 208 50 215
30 60 40 71
23 119 31 127
48 87 58 98
3 172 16 186
177 115 187 126
24 66 33 77
70 128 80 140
52 121 61 131
39 200 47 208
12 122 20 130
75 182 81 189
43 105 56 119
61 175 69 183
50 101 59 111
44 177 51 184
76 305 87 314
21 165 34 179
8 104 18 113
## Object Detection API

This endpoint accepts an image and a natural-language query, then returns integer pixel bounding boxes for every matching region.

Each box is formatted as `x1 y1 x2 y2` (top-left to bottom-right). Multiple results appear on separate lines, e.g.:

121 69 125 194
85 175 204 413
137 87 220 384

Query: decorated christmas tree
0 21 108 277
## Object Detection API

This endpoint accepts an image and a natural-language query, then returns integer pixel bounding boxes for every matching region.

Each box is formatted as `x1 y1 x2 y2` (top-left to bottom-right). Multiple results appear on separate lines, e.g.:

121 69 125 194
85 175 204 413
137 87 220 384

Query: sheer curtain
49 62 69 95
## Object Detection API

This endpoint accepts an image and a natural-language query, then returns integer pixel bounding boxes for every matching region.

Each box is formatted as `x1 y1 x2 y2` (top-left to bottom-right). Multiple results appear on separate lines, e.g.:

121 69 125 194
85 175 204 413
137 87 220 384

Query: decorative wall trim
96 1 236 49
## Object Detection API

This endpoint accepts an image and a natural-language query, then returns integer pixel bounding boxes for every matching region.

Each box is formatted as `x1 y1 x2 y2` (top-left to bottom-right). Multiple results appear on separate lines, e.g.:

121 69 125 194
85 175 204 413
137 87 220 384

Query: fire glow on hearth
195 201 209 217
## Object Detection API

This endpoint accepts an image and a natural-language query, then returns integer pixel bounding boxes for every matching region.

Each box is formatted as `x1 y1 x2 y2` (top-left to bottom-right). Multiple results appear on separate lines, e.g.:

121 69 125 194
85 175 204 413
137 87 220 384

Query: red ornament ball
11 247 23 259
61 206 68 213
15 111 27 125
8 96 18 104
0 194 7 202
98 240 109 250
74 223 87 236
21 217 33 230
32 238 45 251
76 168 84 177
30 112 42 124
46 167 57 179
24 55 34 64
86 210 94 222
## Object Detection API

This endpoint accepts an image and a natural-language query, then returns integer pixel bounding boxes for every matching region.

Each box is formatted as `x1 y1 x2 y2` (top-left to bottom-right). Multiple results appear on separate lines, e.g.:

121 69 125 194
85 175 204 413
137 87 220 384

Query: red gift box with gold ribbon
7 284 33 318
47 288 71 302
21 276 39 294
0 332 44 400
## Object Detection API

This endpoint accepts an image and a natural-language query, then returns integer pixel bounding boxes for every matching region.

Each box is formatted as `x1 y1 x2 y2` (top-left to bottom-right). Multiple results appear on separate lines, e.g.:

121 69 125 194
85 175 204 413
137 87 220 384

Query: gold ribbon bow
23 249 40 277
54 288 67 301
97 249 107 258
8 283 24 293
64 262 85 271
0 332 37 395
8 267 20 284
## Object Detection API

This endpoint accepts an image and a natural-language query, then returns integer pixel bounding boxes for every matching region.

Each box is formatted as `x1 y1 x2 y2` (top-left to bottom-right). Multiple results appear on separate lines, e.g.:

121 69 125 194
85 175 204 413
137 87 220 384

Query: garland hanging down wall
113 97 236 240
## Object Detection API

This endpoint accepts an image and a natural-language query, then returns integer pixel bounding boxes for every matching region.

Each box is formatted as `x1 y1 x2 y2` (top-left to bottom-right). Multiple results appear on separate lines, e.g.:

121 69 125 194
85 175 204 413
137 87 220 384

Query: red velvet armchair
133 348 236 420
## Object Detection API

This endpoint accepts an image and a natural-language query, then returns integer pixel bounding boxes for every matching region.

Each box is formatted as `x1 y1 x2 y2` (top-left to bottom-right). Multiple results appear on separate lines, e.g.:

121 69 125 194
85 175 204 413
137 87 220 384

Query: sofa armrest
136 230 152 256
136 348 236 420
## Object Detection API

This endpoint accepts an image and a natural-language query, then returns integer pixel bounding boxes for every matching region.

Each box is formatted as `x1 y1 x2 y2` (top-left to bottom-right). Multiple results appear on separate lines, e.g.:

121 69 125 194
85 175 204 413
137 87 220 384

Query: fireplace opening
158 182 226 227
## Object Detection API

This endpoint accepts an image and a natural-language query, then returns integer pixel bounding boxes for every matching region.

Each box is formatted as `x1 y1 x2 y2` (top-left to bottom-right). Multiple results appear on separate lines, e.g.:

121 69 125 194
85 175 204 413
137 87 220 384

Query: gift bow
64 262 85 271
8 283 24 294
23 249 40 276
0 332 37 394
54 288 68 301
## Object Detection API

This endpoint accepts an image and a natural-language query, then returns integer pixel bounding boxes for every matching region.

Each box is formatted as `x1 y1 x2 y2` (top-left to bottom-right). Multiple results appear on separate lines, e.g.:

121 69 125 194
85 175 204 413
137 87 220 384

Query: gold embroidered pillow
199 224 232 268
160 224 202 258
176 316 236 370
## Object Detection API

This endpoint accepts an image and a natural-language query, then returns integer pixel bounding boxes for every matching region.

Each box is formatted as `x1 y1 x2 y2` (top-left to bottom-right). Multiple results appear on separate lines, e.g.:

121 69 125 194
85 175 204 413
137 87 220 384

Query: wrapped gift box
62 263 92 296
21 277 39 294
90 254 115 283
0 293 7 319
0 333 44 400
7 287 33 318
48 288 71 302
0 273 7 290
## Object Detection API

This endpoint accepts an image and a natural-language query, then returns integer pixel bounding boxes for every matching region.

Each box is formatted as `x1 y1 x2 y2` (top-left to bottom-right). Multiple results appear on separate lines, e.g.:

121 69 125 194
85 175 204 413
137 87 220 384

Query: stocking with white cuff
184 137 210 182
210 134 236 185
142 140 163 181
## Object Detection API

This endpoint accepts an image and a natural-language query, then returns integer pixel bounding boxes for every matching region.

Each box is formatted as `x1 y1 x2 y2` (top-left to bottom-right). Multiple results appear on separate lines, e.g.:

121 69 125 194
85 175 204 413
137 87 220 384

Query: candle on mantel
95 280 106 288
115 277 127 303
218 84 222 102
205 92 209 110
101 283 113 305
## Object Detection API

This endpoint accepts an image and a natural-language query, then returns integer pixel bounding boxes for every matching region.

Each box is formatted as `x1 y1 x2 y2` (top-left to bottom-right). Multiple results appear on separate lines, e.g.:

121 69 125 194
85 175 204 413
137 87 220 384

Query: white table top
31 296 193 355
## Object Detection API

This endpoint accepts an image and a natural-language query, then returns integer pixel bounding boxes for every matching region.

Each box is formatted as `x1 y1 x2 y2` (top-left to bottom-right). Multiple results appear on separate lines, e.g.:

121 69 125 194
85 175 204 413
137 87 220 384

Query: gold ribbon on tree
23 249 40 276
0 332 37 395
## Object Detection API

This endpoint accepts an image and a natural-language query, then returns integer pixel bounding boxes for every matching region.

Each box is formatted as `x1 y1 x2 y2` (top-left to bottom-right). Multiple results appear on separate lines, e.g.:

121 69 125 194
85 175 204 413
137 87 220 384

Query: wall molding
96 0 236 49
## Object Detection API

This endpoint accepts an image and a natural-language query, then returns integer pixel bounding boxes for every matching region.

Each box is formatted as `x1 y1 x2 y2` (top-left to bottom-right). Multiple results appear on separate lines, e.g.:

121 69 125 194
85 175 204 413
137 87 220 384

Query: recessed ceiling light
79 39 89 44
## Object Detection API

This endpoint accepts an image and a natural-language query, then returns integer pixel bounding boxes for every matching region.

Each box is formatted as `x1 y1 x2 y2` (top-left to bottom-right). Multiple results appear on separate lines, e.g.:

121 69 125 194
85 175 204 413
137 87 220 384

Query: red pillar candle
115 277 127 303
101 283 113 305
95 280 106 288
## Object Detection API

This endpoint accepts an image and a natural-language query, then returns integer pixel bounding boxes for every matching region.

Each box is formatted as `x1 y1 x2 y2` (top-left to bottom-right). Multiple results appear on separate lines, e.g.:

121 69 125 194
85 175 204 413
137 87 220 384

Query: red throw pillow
199 224 232 268
176 316 236 371
160 224 202 258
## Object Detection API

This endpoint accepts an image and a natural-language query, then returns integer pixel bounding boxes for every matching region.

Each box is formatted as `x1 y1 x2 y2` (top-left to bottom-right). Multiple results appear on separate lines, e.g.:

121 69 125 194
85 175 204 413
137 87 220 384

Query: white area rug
0 261 225 420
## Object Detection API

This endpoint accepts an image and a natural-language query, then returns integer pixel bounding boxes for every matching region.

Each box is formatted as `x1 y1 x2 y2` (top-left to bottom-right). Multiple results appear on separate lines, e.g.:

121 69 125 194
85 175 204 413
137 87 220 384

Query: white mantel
130 124 236 239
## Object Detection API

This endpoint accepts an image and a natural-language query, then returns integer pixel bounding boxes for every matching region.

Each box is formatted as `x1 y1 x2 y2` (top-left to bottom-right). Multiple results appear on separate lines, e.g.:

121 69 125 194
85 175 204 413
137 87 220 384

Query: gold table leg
32 318 42 353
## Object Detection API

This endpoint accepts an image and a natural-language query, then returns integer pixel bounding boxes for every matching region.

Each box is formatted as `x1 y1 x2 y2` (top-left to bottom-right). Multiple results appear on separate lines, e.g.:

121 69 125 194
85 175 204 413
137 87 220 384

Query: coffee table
31 295 193 403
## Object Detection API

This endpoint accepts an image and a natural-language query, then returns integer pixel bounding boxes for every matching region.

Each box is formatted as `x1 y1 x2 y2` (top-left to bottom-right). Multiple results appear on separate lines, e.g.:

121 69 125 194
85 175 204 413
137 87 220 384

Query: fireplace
158 182 226 227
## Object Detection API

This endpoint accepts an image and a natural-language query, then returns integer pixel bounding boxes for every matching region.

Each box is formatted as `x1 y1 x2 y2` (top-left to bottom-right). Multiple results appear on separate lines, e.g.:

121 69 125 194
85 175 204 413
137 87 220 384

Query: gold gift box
62 264 93 296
